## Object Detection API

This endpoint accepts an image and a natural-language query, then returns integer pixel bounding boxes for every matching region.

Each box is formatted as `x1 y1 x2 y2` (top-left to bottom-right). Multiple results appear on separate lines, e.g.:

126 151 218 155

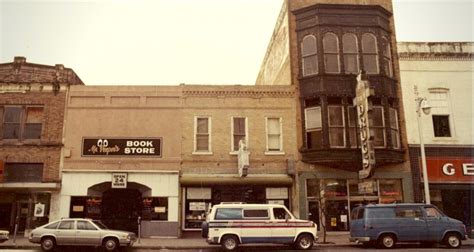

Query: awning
180 174 293 186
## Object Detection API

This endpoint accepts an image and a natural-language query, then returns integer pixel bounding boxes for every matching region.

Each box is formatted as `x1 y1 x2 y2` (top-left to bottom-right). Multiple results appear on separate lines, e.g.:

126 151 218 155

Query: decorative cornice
183 87 296 98
398 53 474 61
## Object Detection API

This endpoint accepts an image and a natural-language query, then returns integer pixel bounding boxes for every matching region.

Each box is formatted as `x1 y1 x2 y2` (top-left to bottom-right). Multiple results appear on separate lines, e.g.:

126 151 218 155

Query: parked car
0 230 9 243
29 218 136 251
201 203 318 251
349 203 468 249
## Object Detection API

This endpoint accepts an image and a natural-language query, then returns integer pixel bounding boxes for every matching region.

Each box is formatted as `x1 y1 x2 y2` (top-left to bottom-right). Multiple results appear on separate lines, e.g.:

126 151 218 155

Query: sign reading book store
82 138 162 157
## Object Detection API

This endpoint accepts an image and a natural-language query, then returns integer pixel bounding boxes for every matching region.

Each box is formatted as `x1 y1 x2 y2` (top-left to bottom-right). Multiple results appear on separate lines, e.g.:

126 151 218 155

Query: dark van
349 203 468 249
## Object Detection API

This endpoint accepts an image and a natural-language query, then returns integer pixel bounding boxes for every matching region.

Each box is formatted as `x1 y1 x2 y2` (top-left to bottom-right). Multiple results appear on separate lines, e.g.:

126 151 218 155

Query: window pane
196 135 209 151
328 106 343 126
267 118 280 134
349 128 359 148
243 209 268 218
197 118 208 134
303 55 318 76
395 207 422 218
273 208 291 220
3 124 20 139
383 58 392 77
4 163 43 182
372 128 385 147
391 129 400 149
342 34 357 53
25 124 42 139
233 118 245 134
58 221 75 230
323 33 338 53
363 55 378 74
372 107 384 127
379 179 403 204
233 135 244 151
344 55 359 74
306 130 322 149
329 128 344 147
389 109 398 129
302 35 317 55
26 107 43 123
268 135 280 151
305 107 321 129
432 115 451 137
215 208 243 220
4 107 22 123
306 179 320 197
324 55 340 73
362 34 377 53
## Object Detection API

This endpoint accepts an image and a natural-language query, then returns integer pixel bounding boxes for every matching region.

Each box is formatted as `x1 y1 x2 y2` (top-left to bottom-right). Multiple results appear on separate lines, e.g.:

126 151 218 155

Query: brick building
256 0 413 231
398 42 474 236
0 56 83 235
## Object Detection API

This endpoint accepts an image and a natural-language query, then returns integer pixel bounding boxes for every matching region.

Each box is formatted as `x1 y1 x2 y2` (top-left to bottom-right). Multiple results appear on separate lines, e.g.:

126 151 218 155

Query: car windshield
92 220 108 230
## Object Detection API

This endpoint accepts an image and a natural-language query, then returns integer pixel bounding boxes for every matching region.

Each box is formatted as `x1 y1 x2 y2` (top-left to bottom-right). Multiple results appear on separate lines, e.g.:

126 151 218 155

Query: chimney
14 56 26 64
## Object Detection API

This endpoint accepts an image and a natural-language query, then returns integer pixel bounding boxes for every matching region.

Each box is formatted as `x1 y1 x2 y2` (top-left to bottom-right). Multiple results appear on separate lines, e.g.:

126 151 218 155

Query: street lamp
414 85 431 204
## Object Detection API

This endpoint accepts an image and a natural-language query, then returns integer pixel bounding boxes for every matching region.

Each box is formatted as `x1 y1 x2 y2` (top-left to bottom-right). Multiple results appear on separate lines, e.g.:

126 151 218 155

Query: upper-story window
389 108 400 149
231 117 247 152
301 35 318 76
348 106 360 148
361 33 379 74
1 105 43 140
381 37 393 77
305 106 322 149
4 163 43 182
323 33 340 73
266 117 283 152
342 33 359 74
328 105 345 147
194 116 212 153
371 106 386 147
429 89 452 137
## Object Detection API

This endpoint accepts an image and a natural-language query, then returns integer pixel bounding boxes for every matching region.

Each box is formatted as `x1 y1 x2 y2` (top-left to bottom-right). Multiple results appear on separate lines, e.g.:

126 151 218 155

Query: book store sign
82 138 162 157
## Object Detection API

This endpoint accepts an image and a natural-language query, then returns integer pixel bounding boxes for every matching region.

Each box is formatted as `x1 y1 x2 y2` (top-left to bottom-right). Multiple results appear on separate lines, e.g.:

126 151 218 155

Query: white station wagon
201 203 318 251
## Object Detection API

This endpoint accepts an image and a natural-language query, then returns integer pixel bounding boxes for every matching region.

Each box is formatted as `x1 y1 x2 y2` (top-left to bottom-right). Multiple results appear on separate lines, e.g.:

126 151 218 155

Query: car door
394 206 428 242
56 220 76 245
271 207 295 244
75 220 101 246
423 206 447 242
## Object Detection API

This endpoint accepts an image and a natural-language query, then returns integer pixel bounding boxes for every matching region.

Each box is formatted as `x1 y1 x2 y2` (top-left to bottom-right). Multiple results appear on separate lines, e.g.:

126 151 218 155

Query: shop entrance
0 203 12 231
102 189 142 234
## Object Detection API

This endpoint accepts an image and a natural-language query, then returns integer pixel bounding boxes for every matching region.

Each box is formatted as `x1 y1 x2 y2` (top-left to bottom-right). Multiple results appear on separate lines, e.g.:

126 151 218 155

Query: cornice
182 89 296 98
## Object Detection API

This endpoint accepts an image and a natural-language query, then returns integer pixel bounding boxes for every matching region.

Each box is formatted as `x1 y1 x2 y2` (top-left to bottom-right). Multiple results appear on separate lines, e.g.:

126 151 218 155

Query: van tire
220 235 239 251
378 234 396 249
295 234 314 250
444 233 461 249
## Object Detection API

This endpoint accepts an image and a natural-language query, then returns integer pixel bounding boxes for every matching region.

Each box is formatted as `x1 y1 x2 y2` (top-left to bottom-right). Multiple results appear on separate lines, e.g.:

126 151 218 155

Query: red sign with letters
425 158 474 183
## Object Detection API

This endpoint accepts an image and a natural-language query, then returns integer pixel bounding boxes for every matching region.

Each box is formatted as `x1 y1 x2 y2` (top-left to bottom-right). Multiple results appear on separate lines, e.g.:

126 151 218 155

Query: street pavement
1 232 473 251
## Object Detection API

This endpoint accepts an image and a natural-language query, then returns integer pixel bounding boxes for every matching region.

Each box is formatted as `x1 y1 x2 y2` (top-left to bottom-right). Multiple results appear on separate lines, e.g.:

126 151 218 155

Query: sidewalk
1 232 472 250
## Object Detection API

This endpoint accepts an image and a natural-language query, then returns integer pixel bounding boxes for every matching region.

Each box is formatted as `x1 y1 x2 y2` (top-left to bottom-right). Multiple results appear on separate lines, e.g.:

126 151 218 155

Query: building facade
256 0 413 231
398 42 474 236
0 57 83 235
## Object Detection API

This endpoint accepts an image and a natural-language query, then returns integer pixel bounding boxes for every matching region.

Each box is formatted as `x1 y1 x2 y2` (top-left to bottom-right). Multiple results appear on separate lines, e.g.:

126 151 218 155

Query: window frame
342 33 359 74
327 105 346 148
381 37 393 77
230 116 248 154
429 89 454 138
371 106 386 148
265 117 284 154
348 106 360 148
304 107 322 149
301 35 318 76
193 116 212 155
323 33 341 73
389 108 400 149
1 105 44 141
361 33 379 74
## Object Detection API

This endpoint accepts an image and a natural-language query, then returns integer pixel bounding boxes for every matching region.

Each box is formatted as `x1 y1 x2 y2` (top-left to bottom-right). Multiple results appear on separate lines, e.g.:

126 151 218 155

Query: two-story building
256 0 413 231
0 56 83 235
399 42 474 236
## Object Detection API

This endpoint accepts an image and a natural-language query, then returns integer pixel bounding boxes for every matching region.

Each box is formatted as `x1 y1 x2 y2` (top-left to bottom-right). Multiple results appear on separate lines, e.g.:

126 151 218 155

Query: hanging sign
112 173 127 188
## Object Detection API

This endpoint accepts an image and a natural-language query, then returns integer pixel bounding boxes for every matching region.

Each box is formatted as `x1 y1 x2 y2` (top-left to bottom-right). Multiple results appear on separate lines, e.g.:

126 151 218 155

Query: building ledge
0 182 61 190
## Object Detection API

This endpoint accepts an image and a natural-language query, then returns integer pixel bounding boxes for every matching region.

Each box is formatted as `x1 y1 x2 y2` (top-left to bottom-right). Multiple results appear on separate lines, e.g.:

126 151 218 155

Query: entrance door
0 204 12 231
101 189 142 234
307 201 320 231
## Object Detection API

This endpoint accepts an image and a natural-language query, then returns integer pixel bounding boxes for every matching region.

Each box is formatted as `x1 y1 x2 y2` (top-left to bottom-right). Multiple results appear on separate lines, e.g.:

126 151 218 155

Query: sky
0 0 473 85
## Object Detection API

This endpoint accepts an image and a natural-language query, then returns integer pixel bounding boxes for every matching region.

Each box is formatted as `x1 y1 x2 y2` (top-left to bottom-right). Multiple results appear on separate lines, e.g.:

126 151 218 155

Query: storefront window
306 179 320 198
142 197 168 221
379 179 403 203
323 179 347 198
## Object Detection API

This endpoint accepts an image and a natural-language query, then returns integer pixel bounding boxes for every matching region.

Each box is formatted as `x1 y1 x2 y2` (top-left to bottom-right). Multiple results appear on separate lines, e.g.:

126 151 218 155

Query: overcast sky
1 0 473 85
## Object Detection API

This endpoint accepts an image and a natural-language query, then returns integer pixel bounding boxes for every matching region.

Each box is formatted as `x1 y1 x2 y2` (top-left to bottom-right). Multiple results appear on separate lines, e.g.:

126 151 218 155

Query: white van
201 203 318 251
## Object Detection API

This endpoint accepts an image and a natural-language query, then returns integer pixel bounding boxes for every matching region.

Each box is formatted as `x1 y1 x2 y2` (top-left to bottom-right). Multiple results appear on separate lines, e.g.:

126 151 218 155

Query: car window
425 207 443 218
243 209 269 219
44 221 60 229
92 220 108 230
351 208 364 220
395 207 423 218
366 208 395 219
273 207 291 220
215 208 243 220
77 221 98 230
58 220 75 230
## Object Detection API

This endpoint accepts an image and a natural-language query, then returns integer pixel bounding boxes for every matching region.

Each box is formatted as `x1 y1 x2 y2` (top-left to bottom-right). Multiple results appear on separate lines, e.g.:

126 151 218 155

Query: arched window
361 33 379 74
323 33 340 73
342 33 359 74
301 35 318 76
381 37 393 77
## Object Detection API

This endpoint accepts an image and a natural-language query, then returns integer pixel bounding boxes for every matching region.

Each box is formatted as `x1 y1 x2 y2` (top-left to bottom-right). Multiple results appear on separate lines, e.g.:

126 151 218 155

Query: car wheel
220 235 239 251
444 233 461 249
378 234 396 249
40 237 56 251
295 234 314 250
103 238 119 251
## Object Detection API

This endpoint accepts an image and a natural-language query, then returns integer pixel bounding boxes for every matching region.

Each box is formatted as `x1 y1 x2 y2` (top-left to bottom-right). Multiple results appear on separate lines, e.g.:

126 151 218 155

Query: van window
395 207 422 218
243 209 269 219
424 206 443 218
351 208 364 220
215 208 243 220
273 207 291 220
366 208 395 219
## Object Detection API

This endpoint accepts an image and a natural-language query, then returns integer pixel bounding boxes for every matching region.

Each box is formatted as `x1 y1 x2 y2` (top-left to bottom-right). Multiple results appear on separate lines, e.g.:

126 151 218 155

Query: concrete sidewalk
1 232 472 250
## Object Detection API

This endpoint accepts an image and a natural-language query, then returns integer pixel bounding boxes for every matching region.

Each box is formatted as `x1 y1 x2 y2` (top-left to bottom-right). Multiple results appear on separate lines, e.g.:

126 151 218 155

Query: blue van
349 203 468 249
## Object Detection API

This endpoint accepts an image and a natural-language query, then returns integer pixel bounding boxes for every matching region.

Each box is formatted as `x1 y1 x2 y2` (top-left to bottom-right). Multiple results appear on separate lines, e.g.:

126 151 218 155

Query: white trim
265 117 283 152
193 116 212 154
62 169 179 174
264 151 286 156
0 182 60 189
